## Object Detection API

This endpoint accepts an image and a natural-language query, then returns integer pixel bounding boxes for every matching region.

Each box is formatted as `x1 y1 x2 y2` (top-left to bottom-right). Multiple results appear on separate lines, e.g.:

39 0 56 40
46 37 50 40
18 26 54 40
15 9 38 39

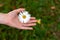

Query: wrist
0 13 8 24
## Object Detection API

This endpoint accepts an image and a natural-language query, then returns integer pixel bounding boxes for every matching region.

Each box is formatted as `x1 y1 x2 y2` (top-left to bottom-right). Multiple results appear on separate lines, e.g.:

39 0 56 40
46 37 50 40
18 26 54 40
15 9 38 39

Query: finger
13 8 25 13
11 25 33 30
27 20 37 23
23 23 36 27
30 17 36 20
8 8 25 15
9 22 33 30
19 27 33 30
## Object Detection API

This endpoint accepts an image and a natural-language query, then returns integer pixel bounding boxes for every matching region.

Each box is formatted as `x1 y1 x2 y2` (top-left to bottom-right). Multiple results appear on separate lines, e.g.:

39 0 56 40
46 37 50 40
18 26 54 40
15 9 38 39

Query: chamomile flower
18 11 31 23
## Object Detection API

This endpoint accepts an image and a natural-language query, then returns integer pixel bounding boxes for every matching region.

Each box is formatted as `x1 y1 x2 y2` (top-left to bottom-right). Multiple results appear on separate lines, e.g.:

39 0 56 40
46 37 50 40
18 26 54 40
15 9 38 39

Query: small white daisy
18 11 31 23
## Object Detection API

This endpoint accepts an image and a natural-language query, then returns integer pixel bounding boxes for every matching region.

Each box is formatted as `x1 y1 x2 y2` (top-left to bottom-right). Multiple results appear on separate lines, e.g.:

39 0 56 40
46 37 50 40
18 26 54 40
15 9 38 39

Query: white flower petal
19 12 23 15
23 19 29 23
23 17 30 23
23 11 29 15
26 14 31 17
18 15 22 19
18 16 23 23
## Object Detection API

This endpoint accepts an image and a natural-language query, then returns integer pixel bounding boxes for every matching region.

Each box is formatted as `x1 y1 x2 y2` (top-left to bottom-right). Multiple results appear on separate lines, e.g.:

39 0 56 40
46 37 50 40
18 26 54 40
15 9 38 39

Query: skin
0 8 37 30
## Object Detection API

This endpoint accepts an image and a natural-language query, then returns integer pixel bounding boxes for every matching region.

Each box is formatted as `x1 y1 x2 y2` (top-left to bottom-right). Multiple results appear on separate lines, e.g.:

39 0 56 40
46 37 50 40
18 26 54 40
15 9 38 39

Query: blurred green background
0 0 60 40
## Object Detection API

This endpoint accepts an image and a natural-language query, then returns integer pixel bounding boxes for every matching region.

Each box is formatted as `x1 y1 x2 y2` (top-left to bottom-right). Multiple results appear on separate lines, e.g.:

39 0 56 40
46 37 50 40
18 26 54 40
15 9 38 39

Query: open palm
5 8 37 30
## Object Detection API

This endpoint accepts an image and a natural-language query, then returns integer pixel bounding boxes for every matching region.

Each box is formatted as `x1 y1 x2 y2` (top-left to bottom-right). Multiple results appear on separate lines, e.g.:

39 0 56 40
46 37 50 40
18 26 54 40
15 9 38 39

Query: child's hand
0 8 37 30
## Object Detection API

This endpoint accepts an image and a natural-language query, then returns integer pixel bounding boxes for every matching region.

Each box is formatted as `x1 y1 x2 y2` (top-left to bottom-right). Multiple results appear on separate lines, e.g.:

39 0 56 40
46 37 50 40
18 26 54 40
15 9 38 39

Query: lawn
0 0 60 40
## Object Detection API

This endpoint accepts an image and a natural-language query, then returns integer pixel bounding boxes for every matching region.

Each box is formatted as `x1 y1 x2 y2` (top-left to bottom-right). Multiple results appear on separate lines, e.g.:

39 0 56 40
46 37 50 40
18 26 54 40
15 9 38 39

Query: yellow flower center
22 15 26 19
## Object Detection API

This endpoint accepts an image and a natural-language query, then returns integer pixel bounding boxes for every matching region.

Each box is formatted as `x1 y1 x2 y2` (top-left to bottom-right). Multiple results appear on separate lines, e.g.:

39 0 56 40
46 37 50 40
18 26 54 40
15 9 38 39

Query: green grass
0 0 60 40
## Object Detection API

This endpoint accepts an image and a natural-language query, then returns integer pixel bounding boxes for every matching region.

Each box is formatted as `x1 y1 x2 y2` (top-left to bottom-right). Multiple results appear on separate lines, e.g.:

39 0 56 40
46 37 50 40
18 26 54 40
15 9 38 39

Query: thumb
8 8 25 16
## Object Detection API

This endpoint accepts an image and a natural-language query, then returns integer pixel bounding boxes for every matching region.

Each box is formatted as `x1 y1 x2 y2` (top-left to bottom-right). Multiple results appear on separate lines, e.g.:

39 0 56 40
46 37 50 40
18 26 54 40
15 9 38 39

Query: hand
0 8 37 30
